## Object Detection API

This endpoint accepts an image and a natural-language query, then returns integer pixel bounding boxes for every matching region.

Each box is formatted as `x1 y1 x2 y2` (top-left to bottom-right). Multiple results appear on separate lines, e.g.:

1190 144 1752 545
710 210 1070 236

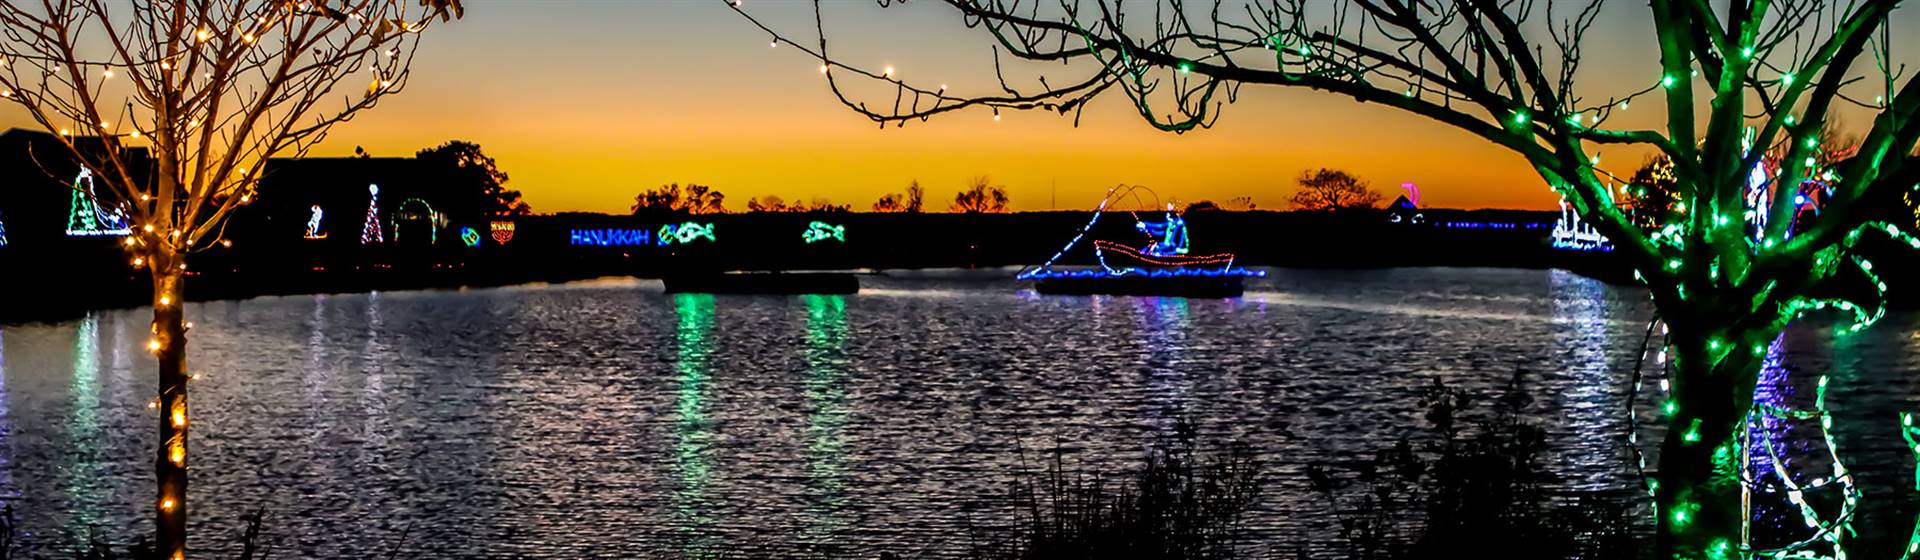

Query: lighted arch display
393 198 437 245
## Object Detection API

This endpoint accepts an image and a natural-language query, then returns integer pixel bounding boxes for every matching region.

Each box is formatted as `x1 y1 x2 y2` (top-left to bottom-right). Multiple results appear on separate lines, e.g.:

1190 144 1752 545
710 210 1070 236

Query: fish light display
802 221 845 243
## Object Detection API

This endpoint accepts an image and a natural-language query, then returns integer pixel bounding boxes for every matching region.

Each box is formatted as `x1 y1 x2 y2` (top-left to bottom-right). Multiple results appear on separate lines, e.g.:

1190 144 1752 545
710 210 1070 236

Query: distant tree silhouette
747 194 787 212
872 180 928 212
952 176 1010 213
906 181 926 212
1185 196 1257 213
1289 169 1380 211
1184 200 1221 212
632 183 726 215
417 141 529 217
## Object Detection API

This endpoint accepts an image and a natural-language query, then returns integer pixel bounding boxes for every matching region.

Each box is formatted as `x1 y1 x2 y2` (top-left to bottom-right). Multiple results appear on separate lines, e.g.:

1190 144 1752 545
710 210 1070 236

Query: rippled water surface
2 268 1917 558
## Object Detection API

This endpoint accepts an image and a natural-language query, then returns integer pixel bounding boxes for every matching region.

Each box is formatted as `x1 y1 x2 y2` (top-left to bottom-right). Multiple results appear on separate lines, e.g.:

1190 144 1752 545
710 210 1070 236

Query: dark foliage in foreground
969 436 1262 560
1310 370 1638 559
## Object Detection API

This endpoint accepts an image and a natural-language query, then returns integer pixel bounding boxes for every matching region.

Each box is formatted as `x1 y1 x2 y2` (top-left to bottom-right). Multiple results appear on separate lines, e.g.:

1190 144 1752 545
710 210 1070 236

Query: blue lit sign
571 228 652 246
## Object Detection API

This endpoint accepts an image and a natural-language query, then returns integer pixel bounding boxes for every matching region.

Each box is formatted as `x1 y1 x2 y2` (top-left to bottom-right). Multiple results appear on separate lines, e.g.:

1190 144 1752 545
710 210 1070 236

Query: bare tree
952 175 1010 213
872 179 926 212
0 1 461 556
1289 168 1380 211
905 180 925 212
734 0 1920 556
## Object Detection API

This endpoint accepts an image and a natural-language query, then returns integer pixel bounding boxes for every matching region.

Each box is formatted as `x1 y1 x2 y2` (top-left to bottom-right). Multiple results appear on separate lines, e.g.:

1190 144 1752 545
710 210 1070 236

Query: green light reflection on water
800 295 849 549
671 293 717 558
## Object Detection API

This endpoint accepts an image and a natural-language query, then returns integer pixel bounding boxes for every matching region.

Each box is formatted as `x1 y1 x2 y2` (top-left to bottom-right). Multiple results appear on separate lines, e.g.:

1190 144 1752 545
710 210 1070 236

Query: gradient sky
4 1 1916 213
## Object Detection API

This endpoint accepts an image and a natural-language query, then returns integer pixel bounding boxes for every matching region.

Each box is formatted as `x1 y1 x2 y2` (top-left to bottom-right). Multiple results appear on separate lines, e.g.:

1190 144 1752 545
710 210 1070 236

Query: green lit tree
0 1 461 556
735 1 1920 556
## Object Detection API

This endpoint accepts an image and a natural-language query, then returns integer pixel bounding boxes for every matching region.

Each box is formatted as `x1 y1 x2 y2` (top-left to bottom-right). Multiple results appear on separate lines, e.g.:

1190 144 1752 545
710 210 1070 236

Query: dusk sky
4 1 1915 213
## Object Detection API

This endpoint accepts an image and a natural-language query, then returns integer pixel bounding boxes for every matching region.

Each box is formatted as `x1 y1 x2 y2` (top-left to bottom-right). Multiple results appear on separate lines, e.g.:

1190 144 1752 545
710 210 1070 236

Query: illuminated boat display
1018 186 1262 298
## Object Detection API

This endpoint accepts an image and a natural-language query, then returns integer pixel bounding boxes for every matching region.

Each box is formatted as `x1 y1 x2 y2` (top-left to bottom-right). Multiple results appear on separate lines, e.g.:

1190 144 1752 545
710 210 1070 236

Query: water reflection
61 314 108 530
800 295 849 551
671 293 717 556
0 330 13 502
1546 270 1632 489
1138 297 1192 437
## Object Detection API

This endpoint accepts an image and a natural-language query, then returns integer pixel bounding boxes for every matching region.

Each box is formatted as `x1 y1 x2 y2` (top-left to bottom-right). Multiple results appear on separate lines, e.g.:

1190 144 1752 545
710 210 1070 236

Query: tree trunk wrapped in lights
0 1 462 557
730 0 1920 556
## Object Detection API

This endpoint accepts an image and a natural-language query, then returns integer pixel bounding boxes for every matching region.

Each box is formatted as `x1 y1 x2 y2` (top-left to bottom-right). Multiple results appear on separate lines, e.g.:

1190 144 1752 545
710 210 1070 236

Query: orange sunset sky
4 1 1916 213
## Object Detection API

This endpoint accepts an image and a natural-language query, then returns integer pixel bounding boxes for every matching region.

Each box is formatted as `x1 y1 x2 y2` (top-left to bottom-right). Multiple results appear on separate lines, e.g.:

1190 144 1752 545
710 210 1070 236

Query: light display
394 198 437 245
490 221 515 245
658 222 716 246
1133 204 1189 256
0 209 9 247
1017 185 1262 281
802 221 845 243
304 205 327 240
571 228 651 246
1436 221 1550 230
459 227 480 247
1550 197 1612 252
65 169 130 237
360 184 383 245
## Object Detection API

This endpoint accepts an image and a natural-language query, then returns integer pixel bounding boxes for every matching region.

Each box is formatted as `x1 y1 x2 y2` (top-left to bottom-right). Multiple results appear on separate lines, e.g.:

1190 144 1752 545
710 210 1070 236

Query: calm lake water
1 268 1916 558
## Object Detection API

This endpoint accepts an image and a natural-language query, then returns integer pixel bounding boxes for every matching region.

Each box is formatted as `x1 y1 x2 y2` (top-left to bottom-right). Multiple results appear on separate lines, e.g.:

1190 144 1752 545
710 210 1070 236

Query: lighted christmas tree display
741 1 1920 556
64 169 129 237
361 184 384 245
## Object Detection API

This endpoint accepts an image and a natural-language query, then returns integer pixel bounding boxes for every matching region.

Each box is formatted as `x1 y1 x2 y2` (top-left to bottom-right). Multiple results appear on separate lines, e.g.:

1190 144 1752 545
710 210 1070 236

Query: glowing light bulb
818 64 829 74
195 28 210 42
58 128 70 136
883 65 895 77
148 339 162 351
158 295 171 306
171 408 186 427
101 68 113 79
161 498 175 511
169 445 184 465
133 257 145 267
143 224 155 232
220 239 233 248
